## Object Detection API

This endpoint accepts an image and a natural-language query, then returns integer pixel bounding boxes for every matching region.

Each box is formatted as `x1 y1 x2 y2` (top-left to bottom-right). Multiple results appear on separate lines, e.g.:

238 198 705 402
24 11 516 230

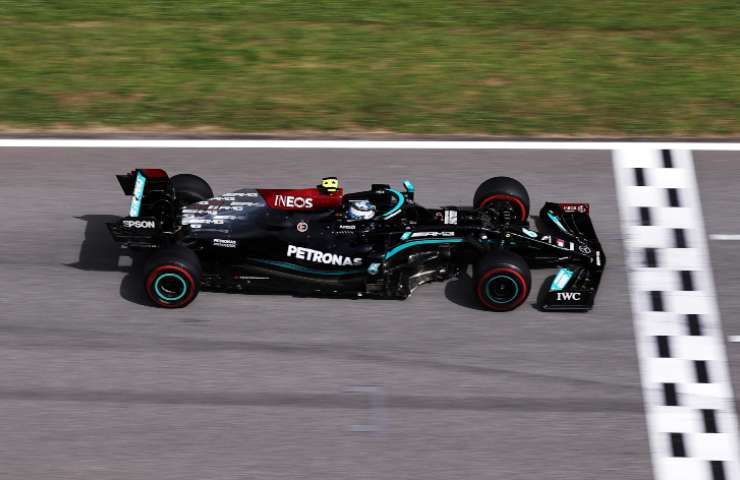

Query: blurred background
1 0 740 136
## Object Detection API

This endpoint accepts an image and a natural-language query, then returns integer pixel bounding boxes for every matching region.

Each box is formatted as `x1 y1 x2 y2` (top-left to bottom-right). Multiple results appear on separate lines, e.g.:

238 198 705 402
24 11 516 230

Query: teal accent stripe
400 231 412 240
381 188 405 219
154 273 187 301
549 267 574 292
249 258 364 276
384 238 464 260
547 211 569 234
129 171 146 217
485 274 519 304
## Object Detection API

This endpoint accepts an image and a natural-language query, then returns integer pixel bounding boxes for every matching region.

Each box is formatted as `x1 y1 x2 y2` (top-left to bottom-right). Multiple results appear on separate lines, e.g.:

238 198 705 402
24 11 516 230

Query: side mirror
403 179 415 200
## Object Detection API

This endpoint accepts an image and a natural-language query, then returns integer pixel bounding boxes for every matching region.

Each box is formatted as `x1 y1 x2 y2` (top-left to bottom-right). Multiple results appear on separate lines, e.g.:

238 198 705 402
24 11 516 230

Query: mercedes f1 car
107 169 605 311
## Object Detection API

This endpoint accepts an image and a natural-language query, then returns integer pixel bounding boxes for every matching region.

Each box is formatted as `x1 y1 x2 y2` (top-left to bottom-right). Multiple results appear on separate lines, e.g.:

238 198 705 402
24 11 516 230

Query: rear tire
474 250 531 311
144 245 201 308
473 176 530 223
171 174 213 207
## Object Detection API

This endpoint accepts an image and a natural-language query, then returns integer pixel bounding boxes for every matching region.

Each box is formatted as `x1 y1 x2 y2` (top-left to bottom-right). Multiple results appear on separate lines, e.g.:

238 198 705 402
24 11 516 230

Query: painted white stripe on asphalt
728 336 740 343
1 139 740 149
711 235 740 241
614 149 740 480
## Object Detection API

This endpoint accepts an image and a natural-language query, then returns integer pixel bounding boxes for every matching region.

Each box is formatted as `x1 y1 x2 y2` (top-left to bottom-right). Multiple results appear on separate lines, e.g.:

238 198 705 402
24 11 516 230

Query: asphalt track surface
695 152 740 428
0 148 654 479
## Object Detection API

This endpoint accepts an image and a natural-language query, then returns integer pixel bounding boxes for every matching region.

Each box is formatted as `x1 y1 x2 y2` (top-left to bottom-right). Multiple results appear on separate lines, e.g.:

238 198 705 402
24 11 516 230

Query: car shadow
66 215 151 306
445 270 545 312
444 272 489 311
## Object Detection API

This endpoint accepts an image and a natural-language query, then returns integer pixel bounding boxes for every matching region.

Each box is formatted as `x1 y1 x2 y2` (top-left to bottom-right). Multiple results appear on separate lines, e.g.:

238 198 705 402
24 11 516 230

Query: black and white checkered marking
614 149 740 480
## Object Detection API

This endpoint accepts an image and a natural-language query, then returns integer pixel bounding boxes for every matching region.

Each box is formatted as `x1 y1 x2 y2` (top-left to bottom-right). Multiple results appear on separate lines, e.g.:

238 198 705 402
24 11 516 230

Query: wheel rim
476 267 529 311
479 194 527 221
484 274 520 304
154 272 188 301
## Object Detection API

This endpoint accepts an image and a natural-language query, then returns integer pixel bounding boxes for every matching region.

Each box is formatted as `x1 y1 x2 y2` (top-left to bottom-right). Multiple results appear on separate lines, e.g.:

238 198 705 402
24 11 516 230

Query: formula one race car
108 169 605 311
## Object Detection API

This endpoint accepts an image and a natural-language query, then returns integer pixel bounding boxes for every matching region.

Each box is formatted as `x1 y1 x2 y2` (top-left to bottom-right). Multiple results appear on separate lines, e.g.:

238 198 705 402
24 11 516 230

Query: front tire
473 176 530 223
171 173 213 207
144 245 201 308
474 250 531 311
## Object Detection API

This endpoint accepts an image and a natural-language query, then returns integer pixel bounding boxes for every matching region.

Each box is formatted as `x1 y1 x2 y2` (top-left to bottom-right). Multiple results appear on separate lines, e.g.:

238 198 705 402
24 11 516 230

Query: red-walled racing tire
144 245 201 308
473 176 530 224
474 250 531 311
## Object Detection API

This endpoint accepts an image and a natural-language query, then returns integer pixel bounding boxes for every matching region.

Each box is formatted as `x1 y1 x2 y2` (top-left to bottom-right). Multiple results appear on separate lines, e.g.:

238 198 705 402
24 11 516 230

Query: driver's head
348 199 376 221
318 176 339 194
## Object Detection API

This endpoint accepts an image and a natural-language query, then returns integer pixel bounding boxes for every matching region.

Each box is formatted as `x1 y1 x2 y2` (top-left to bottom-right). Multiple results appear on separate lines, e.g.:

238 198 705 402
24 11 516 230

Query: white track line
711 235 740 241
728 337 740 343
1 139 740 149
614 148 740 480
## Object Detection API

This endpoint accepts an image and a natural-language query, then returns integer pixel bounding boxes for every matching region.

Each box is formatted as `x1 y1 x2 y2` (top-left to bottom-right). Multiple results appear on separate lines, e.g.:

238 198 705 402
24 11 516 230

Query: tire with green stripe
144 245 201 308
474 250 531 311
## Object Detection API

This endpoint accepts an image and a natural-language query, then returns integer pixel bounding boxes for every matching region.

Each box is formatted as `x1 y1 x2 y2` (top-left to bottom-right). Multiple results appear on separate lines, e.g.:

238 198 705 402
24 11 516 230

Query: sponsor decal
560 203 590 214
410 231 455 238
297 221 308 233
182 218 224 225
519 228 574 250
556 292 582 301
229 201 263 207
274 195 314 209
213 238 236 248
579 245 592 254
260 188 343 211
443 210 458 225
123 219 155 229
539 234 575 251
287 245 362 266
338 224 356 230
223 192 259 198
596 250 602 267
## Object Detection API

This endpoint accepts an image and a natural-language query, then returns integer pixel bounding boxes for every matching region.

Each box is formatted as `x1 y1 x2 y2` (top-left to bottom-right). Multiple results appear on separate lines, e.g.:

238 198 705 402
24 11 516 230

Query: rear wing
116 168 170 217
108 168 175 247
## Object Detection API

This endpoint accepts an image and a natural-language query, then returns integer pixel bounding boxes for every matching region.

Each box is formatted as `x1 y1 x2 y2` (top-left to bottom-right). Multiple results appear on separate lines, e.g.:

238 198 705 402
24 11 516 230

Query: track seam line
3 139 740 149
613 148 740 480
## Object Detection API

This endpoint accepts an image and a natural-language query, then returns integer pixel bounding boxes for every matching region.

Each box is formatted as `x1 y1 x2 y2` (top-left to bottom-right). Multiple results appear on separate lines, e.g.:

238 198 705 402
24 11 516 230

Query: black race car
108 169 605 311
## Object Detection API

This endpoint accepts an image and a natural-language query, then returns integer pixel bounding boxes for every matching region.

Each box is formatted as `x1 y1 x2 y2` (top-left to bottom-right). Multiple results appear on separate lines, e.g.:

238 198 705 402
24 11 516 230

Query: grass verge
1 1 740 135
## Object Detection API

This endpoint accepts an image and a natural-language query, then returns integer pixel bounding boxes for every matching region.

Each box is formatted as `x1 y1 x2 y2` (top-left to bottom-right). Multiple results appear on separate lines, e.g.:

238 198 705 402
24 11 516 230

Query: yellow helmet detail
320 177 339 193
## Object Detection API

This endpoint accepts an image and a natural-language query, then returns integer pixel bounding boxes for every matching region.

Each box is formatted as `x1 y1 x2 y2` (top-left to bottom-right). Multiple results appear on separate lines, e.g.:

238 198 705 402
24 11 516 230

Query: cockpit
257 176 412 223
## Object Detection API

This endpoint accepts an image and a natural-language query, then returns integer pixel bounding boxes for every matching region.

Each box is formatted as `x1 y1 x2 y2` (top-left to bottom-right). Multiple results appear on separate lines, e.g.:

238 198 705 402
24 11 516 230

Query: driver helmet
348 199 376 221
